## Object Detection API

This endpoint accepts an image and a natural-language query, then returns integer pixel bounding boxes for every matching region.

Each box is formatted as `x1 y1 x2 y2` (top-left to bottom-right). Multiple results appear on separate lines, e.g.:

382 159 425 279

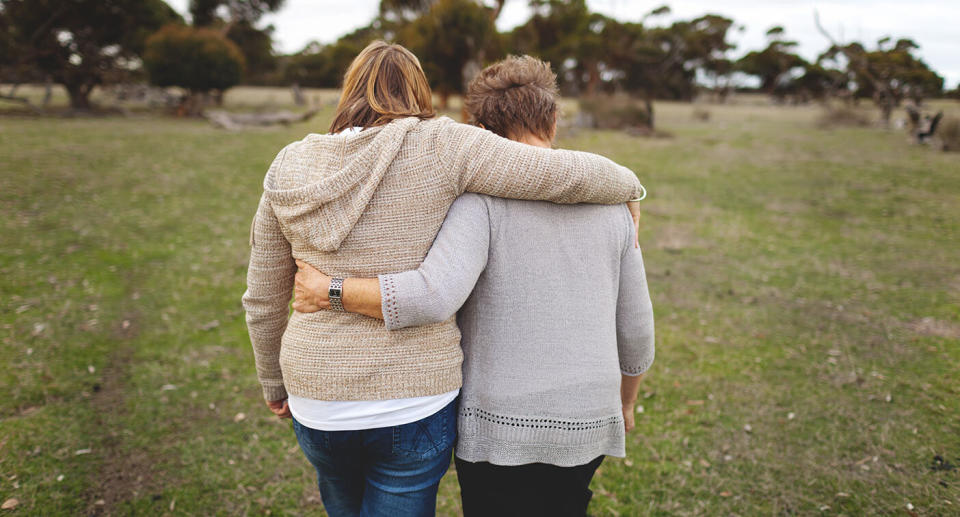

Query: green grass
1 94 958 516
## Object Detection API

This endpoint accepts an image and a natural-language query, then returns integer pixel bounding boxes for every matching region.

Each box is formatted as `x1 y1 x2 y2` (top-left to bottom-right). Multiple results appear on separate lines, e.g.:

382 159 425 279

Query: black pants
454 455 605 517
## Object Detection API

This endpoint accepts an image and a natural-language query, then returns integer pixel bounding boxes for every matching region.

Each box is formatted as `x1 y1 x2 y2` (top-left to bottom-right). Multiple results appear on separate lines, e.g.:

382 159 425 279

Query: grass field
1 89 958 516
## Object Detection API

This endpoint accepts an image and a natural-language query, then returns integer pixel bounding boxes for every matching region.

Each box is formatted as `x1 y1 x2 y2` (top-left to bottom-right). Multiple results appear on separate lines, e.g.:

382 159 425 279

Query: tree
0 0 181 109
143 24 245 115
606 9 736 101
226 20 277 83
397 0 498 108
380 0 504 25
815 12 944 125
190 0 285 29
510 3 735 102
789 63 846 102
508 4 736 128
736 26 807 95
380 0 437 23
509 0 606 96
680 14 737 96
283 26 383 88
189 0 284 84
0 8 21 83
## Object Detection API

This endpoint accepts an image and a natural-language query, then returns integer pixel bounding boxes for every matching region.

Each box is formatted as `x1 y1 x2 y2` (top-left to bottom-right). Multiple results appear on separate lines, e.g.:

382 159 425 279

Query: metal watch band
329 278 344 312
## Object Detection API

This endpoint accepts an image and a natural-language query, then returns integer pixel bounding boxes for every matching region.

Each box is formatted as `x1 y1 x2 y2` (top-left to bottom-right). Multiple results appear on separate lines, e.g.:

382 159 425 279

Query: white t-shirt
288 389 460 431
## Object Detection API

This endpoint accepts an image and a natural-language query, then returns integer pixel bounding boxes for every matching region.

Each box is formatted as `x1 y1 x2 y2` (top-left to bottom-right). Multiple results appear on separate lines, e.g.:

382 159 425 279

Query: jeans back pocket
392 401 456 460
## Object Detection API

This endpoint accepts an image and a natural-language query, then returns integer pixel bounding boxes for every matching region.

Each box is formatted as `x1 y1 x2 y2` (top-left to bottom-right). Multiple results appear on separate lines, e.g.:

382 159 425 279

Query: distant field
1 88 958 515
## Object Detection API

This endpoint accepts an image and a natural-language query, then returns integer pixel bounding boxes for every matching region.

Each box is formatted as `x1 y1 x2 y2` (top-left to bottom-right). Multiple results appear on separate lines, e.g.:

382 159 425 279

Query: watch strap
329 277 344 312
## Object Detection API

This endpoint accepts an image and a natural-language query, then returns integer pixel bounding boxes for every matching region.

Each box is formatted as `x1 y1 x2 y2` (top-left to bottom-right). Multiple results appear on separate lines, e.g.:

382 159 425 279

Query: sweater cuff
379 274 402 330
620 355 654 377
262 382 288 402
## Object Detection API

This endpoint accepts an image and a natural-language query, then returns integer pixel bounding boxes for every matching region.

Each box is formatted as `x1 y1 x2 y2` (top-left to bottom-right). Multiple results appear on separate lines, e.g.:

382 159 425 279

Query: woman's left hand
293 259 331 313
627 200 641 249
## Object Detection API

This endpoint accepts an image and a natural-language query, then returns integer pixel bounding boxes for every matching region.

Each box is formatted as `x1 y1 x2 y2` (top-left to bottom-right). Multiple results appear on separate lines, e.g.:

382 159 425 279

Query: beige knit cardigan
242 116 644 402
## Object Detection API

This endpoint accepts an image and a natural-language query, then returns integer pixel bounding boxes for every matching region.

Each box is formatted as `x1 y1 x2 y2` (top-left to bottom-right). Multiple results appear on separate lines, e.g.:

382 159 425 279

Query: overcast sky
165 0 960 88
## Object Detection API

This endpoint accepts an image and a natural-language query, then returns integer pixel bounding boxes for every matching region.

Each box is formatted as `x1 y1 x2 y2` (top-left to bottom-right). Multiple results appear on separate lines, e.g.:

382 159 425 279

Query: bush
692 107 711 122
938 117 960 152
578 95 652 130
816 104 872 128
144 24 245 94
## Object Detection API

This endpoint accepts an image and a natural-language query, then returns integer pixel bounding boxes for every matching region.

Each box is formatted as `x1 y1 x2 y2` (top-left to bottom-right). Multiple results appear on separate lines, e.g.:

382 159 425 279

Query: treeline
0 0 282 111
1 0 956 118
280 1 951 118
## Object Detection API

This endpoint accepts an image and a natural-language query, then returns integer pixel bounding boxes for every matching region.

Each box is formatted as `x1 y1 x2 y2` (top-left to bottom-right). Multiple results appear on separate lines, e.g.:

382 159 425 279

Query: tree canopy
283 26 383 88
188 0 284 84
143 24 245 94
189 0 285 27
397 0 498 106
0 0 181 108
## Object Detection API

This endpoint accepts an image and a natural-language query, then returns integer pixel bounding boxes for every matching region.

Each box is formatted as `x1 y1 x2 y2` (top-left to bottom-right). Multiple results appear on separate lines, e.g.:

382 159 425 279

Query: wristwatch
329 278 344 312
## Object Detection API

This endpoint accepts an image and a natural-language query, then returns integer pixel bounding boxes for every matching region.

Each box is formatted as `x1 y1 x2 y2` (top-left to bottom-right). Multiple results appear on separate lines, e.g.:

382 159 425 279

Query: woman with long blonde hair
242 41 644 516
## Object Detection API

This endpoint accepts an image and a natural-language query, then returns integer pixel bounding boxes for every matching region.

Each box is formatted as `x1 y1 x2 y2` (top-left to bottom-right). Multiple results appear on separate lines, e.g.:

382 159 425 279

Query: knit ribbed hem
455 407 626 467
455 439 625 468
284 363 463 402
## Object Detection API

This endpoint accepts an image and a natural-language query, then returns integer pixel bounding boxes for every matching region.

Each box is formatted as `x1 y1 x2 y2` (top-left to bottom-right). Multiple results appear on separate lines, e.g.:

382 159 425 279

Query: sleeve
241 161 296 402
616 206 655 376
379 194 491 330
434 119 644 204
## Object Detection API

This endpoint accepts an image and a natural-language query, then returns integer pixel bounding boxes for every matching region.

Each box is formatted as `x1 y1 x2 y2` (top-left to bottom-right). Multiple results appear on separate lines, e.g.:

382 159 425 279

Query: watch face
330 288 342 297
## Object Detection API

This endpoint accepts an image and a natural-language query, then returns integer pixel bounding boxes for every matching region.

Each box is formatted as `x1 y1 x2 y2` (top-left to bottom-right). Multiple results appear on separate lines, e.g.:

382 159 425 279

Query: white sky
165 0 960 88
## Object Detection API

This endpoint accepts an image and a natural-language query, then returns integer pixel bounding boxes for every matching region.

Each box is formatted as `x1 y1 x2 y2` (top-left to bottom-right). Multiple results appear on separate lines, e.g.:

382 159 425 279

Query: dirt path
84 312 158 515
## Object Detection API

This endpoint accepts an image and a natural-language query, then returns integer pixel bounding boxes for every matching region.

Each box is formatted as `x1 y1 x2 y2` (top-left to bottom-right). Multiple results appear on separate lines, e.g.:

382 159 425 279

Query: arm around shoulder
433 119 643 204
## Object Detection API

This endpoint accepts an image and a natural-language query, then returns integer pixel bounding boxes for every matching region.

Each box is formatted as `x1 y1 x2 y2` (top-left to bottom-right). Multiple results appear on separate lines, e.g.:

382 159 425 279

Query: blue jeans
292 399 457 517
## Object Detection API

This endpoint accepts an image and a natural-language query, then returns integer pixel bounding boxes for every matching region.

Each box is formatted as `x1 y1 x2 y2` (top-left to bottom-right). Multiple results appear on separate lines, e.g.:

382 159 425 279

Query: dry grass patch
817 104 873 128
905 317 960 339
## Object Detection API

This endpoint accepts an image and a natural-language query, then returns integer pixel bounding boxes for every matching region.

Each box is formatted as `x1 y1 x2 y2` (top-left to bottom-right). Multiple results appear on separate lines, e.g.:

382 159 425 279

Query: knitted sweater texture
242 116 644 402
380 194 655 466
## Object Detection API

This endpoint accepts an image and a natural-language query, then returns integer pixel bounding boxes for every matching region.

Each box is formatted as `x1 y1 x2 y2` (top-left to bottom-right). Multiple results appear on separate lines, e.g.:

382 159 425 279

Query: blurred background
1 1 958 515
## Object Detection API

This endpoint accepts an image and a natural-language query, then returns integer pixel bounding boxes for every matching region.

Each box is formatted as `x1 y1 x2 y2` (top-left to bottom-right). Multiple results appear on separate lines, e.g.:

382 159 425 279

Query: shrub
578 95 652 130
938 117 960 152
816 104 872 128
144 24 245 95
692 107 711 122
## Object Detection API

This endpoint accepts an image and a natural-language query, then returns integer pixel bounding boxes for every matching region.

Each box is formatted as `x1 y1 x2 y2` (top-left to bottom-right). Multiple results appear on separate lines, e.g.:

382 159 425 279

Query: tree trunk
65 82 94 110
461 57 483 122
42 76 53 108
875 91 893 127
292 83 306 106
644 95 655 130
179 91 209 117
439 89 450 111
584 62 600 97
879 101 893 127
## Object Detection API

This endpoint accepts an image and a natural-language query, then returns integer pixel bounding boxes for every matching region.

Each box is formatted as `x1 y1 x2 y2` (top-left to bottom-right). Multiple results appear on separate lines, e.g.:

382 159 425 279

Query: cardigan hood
263 117 422 252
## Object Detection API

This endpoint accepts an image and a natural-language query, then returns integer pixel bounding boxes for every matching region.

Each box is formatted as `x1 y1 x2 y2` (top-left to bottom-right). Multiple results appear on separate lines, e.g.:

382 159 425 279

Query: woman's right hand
266 398 291 419
293 259 331 313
